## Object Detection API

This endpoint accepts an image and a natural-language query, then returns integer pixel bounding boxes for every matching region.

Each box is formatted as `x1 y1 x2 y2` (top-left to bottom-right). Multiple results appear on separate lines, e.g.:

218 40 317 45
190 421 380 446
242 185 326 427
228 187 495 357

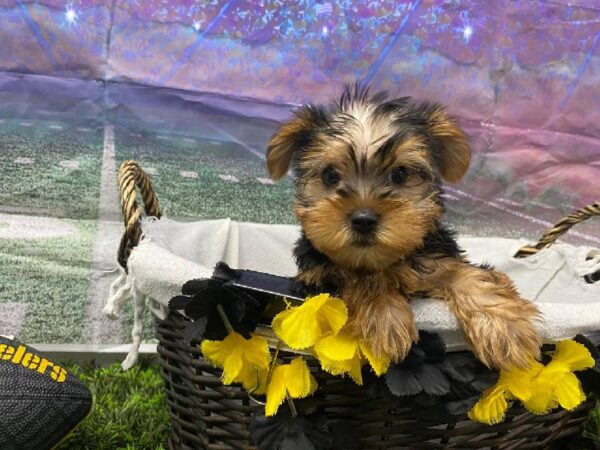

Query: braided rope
117 160 161 270
515 201 600 258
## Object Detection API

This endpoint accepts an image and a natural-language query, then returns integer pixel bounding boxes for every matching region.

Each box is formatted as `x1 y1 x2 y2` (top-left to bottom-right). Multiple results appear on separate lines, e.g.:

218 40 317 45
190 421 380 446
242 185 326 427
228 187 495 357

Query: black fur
413 224 463 260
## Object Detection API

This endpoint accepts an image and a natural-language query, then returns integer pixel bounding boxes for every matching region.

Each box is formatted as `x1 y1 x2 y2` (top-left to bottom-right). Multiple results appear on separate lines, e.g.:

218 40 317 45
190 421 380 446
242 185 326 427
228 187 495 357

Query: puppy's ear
420 103 471 183
266 106 327 180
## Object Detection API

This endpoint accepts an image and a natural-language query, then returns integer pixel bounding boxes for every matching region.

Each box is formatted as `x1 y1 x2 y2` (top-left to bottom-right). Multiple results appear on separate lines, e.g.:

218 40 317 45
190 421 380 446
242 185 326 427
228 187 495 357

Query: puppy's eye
389 166 407 185
322 166 341 186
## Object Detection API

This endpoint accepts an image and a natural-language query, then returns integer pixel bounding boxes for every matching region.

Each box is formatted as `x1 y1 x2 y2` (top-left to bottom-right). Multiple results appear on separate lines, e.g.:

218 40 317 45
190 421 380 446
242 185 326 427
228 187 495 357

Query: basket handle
117 160 162 270
515 201 600 258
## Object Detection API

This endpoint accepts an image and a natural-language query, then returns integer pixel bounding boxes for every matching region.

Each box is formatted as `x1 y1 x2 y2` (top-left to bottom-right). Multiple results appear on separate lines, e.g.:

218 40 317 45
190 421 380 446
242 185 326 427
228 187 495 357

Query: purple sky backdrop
1 0 599 203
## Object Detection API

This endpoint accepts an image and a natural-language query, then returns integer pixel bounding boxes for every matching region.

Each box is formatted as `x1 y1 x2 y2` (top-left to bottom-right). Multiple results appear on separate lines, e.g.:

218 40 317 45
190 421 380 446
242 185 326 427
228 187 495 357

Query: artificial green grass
0 120 103 219
115 130 296 224
56 359 169 450
0 220 95 343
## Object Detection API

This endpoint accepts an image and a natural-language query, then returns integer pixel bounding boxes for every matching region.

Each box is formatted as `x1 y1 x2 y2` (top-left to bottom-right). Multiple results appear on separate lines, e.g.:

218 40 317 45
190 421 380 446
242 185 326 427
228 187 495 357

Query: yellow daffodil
313 330 391 385
272 293 348 350
201 331 271 393
523 340 594 415
469 339 594 425
265 357 317 416
468 362 542 425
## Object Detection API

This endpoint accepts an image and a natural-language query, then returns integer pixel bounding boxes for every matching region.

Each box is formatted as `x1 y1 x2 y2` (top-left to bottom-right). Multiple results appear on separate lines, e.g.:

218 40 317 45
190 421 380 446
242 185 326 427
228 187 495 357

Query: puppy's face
267 85 470 271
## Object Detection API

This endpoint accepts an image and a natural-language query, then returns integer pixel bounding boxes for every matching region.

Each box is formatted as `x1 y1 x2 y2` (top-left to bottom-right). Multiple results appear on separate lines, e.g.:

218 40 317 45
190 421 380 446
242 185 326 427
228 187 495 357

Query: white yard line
0 303 27 337
219 174 239 182
84 124 123 344
256 177 275 185
0 213 77 239
58 160 80 169
180 170 198 179
14 157 34 165
446 186 600 245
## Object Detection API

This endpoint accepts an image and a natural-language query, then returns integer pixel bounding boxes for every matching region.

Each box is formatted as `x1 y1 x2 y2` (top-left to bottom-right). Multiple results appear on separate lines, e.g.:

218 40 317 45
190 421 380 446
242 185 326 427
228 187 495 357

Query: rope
515 201 600 258
117 160 161 270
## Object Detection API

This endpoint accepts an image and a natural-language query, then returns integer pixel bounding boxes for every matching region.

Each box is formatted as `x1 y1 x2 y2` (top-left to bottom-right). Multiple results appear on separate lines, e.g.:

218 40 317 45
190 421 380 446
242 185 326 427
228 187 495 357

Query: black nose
350 209 378 234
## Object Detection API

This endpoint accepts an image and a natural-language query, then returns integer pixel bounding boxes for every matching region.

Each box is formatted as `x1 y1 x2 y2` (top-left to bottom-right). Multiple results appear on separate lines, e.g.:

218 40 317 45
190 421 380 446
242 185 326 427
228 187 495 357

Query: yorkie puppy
266 84 541 370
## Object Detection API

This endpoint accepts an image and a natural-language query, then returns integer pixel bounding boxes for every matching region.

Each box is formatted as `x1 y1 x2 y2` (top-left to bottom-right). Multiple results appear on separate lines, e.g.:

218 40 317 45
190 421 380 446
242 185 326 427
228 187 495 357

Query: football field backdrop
1 1 599 344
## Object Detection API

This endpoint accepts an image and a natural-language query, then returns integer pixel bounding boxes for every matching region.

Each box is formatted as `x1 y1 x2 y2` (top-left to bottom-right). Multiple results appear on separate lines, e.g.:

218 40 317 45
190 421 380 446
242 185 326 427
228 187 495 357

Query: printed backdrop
0 0 599 344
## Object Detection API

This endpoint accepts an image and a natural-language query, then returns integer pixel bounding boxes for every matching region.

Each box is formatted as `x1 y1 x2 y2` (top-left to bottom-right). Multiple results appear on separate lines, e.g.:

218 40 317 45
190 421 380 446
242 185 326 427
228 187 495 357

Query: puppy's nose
350 209 378 234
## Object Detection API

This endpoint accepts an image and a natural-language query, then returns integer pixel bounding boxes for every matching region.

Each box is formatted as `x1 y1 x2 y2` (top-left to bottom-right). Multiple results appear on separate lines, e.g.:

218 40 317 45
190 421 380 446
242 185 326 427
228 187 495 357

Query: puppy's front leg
346 288 418 363
430 261 541 370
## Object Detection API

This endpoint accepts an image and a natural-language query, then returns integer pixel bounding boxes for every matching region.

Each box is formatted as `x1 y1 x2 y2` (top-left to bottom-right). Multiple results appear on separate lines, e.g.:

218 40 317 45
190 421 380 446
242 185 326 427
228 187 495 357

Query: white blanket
106 218 600 368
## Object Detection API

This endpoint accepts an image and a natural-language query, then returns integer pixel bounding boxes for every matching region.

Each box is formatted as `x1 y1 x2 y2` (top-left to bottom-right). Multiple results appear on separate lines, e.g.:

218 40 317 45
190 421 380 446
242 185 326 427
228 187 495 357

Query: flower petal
317 296 348 335
522 378 557 415
264 358 317 417
201 332 270 385
272 294 331 349
348 353 363 385
551 340 595 373
236 366 269 395
241 334 271 370
468 385 508 425
315 350 363 385
359 341 391 376
314 331 359 361
499 362 543 402
286 357 317 398
553 372 586 411
265 365 288 417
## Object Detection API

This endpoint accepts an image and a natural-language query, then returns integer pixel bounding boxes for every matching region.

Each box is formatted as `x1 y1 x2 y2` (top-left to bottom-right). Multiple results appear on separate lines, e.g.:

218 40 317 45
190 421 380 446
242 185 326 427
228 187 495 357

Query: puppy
266 84 541 370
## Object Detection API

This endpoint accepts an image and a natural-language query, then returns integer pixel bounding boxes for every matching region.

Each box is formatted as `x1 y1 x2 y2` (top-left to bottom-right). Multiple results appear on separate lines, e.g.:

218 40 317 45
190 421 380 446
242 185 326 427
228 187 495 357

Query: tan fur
422 259 541 369
424 106 471 182
266 111 314 180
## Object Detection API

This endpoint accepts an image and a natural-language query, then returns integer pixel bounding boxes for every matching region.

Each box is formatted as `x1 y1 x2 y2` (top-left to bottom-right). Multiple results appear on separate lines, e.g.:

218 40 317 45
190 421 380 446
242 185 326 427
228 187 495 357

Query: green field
0 219 95 343
0 121 103 219
115 129 296 223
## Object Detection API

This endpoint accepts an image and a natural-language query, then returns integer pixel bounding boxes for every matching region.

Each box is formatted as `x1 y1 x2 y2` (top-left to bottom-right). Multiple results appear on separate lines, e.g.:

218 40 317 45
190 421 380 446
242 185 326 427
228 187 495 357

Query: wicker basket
117 160 599 449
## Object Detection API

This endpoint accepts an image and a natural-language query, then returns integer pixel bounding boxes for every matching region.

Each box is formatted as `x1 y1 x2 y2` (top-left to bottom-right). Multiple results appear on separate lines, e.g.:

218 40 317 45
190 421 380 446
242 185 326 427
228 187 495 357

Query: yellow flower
314 330 392 385
468 363 542 425
523 340 594 415
201 331 270 393
272 293 347 350
469 339 594 425
265 357 317 416
468 384 508 425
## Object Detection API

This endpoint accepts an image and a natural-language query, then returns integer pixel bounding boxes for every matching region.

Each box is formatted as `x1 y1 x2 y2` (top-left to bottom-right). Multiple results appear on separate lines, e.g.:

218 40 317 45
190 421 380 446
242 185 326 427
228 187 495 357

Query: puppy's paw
464 300 541 371
289 278 312 297
347 294 418 363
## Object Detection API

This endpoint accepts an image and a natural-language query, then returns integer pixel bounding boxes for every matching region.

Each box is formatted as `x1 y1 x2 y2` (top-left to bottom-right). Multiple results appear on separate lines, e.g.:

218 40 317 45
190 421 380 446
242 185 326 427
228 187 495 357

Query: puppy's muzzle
350 208 378 234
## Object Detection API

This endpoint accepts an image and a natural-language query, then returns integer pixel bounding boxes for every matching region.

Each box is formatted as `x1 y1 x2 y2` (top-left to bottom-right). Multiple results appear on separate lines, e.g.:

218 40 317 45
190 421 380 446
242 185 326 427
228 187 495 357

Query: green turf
56 359 169 450
0 120 103 219
584 401 600 444
115 131 296 224
0 220 95 343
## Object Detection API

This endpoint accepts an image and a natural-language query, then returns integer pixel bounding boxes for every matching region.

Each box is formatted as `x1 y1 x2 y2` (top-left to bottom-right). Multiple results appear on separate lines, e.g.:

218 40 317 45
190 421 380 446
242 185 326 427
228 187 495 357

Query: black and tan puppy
266 84 541 370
